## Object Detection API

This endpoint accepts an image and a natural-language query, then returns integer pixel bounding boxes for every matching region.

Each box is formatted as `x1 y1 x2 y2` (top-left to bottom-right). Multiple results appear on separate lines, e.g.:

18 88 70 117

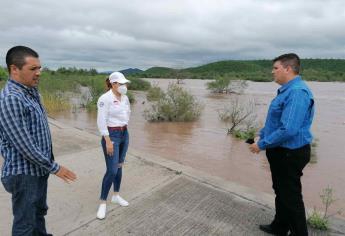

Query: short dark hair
6 46 39 72
273 53 300 74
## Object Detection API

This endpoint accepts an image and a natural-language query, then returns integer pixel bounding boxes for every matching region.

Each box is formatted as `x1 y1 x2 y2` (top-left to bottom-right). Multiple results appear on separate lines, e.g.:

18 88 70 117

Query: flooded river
50 79 345 215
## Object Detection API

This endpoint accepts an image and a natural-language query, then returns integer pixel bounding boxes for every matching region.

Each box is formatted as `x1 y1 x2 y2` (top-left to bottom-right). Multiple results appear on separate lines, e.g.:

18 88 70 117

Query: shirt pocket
268 99 283 124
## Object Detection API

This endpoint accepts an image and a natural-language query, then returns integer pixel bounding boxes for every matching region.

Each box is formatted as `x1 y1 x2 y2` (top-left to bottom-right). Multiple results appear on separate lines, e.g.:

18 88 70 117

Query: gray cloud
1 0 345 71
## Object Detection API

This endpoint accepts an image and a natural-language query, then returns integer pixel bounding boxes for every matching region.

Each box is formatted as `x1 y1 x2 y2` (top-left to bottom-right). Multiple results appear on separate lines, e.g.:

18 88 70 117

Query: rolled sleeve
49 162 60 174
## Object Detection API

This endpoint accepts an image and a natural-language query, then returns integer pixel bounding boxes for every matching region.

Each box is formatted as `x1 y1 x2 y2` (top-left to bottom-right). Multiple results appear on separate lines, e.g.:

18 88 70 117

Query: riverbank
49 79 345 215
0 119 344 235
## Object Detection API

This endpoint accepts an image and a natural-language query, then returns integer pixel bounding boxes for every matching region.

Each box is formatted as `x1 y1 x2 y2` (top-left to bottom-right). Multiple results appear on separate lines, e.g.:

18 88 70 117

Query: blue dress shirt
258 76 314 150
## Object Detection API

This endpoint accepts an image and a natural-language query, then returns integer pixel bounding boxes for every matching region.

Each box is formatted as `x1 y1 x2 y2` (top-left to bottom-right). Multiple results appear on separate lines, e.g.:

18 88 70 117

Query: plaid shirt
0 79 59 177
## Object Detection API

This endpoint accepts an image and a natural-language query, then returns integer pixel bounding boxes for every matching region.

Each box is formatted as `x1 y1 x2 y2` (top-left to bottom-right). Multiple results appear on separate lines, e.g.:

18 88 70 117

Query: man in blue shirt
0 46 77 236
250 53 314 236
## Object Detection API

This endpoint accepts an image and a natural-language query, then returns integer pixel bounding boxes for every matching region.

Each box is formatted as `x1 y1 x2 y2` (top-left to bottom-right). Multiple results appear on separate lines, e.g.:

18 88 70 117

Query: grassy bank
0 68 150 113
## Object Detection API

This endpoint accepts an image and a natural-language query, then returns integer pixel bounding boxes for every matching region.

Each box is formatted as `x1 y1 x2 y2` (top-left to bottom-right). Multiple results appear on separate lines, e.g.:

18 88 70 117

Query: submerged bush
144 83 203 122
146 84 165 102
233 127 257 140
127 77 151 91
207 76 248 94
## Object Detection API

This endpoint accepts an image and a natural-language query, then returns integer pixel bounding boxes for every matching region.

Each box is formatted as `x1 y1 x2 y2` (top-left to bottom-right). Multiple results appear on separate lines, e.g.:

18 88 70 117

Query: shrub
127 77 151 91
233 127 257 140
146 84 165 102
144 83 203 122
307 209 328 230
307 186 342 230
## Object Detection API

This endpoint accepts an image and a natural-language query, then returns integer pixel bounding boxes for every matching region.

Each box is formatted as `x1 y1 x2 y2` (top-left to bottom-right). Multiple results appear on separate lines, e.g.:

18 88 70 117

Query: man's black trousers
266 144 310 236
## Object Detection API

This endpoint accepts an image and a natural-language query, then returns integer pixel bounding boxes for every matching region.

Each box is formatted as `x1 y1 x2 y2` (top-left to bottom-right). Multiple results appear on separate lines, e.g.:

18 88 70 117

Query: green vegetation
207 76 248 94
146 84 165 102
136 59 345 82
39 68 149 112
307 186 343 230
0 67 149 114
308 210 328 230
41 92 71 113
144 83 203 122
39 69 106 113
127 77 151 91
233 128 257 140
0 66 8 81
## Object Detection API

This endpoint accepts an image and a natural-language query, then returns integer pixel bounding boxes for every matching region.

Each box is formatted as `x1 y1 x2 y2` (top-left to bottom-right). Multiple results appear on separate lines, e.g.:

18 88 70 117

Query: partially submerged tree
144 83 203 122
218 97 258 137
207 76 248 94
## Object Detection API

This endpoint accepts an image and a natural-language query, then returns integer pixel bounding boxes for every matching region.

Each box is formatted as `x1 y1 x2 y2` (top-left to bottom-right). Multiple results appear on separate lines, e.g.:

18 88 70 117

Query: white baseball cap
109 72 130 84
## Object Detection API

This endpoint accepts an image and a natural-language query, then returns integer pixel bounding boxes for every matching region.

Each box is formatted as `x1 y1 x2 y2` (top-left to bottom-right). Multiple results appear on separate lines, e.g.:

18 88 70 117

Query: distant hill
137 59 345 82
120 68 143 75
98 68 143 75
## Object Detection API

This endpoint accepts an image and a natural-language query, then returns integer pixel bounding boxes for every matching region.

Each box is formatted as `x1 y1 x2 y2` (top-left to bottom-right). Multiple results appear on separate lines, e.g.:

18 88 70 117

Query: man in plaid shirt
0 46 77 236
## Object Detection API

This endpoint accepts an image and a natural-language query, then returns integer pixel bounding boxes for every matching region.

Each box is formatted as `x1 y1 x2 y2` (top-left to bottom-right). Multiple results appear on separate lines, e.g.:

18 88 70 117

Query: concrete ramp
66 176 344 236
1 119 344 236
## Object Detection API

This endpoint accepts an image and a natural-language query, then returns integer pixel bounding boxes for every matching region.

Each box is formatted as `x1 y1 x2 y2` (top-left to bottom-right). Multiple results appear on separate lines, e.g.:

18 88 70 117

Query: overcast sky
1 0 345 71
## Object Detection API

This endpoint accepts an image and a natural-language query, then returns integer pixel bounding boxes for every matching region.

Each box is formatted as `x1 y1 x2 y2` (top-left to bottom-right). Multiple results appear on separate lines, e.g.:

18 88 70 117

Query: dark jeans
267 144 310 236
100 129 129 200
1 174 52 236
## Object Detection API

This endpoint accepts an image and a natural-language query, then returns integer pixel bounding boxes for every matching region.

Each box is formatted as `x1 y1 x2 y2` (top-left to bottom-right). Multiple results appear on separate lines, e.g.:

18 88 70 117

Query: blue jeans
100 129 129 200
1 174 52 236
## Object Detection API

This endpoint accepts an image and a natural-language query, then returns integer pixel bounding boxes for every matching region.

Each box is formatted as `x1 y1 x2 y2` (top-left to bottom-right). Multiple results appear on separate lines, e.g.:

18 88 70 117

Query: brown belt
108 125 127 131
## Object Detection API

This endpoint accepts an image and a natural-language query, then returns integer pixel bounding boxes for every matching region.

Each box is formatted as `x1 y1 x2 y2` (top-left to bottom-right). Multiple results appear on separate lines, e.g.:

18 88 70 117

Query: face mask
117 85 127 95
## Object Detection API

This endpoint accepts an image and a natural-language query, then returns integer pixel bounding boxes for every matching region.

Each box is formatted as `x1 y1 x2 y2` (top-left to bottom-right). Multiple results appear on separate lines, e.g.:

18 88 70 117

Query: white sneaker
96 203 106 219
111 195 129 206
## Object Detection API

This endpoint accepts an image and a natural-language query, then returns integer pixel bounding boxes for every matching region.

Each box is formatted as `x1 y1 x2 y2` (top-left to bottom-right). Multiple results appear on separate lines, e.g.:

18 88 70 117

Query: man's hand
249 142 261 154
55 165 77 183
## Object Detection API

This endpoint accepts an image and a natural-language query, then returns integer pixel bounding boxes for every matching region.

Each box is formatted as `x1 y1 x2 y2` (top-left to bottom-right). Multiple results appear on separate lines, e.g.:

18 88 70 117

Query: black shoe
259 224 288 235
259 224 276 234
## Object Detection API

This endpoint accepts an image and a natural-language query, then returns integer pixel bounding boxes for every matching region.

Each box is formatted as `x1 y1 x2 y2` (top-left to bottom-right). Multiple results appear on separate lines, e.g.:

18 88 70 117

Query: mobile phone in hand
246 138 255 144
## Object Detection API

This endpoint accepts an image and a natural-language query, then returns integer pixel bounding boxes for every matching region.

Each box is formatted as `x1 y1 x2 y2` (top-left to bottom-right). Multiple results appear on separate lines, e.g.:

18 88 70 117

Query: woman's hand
104 136 114 156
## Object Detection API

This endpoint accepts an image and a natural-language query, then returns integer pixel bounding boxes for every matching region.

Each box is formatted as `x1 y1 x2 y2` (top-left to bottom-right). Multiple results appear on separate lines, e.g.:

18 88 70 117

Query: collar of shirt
110 90 124 103
8 78 39 98
277 75 302 95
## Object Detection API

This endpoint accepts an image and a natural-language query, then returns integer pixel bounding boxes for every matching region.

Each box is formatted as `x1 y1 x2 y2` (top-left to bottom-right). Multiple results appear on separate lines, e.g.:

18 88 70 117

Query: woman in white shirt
96 72 131 220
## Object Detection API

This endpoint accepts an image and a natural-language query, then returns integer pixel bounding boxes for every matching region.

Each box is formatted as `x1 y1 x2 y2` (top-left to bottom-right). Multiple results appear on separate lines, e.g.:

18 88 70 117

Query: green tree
0 67 8 81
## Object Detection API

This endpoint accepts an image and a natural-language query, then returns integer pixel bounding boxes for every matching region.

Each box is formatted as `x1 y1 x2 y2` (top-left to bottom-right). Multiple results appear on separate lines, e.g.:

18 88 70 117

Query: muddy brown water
50 79 345 216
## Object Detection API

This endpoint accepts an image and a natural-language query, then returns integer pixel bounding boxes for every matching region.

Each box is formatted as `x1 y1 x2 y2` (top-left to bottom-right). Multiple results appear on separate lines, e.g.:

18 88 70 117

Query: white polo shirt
97 90 131 136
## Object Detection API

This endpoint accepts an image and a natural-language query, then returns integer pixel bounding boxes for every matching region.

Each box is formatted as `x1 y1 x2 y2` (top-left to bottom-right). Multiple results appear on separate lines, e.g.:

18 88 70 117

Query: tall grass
1 70 148 113
41 92 71 114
